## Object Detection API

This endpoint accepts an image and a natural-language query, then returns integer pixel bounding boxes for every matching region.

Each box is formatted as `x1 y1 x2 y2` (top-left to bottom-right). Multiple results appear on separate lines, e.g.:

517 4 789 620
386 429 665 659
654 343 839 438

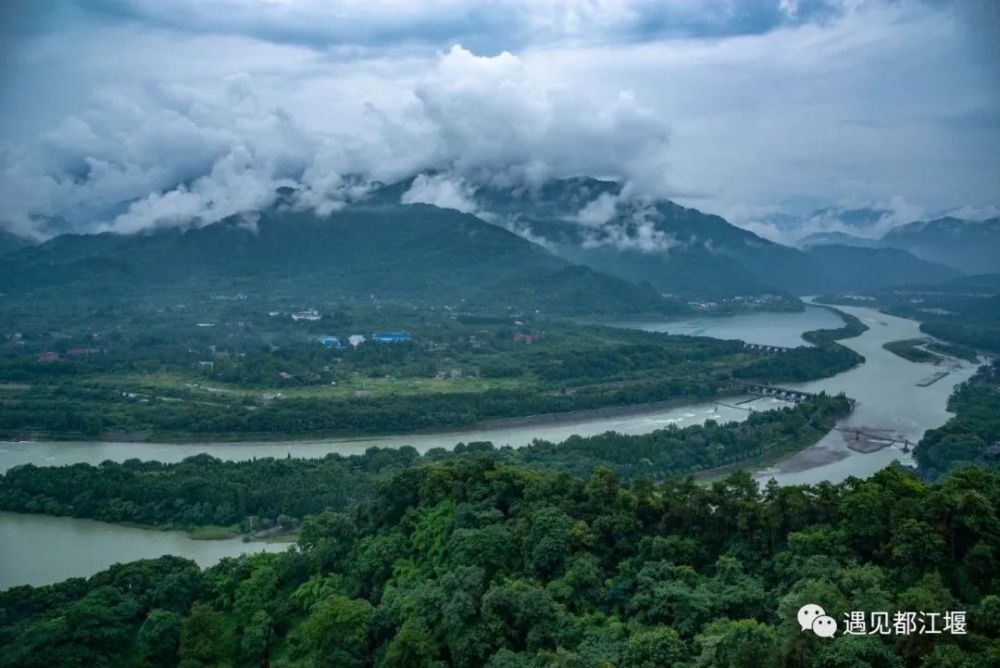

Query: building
348 334 366 348
372 331 412 343
37 351 60 362
292 309 322 322
317 336 343 349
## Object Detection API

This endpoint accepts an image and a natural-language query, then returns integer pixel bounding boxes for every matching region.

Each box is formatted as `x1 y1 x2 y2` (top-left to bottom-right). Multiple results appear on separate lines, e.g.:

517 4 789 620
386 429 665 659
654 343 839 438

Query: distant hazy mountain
807 206 891 228
0 205 673 315
798 231 881 248
804 244 961 292
880 217 1000 274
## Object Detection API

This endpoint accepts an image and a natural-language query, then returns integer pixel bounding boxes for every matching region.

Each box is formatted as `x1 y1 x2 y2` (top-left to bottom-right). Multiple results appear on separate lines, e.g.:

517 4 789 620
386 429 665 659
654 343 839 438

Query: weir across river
740 382 817 403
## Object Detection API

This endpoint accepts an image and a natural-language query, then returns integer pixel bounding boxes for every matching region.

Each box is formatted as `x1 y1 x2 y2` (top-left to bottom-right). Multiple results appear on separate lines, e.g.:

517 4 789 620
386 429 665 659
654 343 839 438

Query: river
613 304 844 347
0 511 288 590
0 303 980 589
0 398 793 472
750 302 981 485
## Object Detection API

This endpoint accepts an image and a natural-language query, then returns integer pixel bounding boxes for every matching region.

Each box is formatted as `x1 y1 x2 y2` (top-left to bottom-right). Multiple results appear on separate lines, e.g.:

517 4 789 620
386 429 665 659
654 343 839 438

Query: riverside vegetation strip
0 394 851 534
0 294 863 441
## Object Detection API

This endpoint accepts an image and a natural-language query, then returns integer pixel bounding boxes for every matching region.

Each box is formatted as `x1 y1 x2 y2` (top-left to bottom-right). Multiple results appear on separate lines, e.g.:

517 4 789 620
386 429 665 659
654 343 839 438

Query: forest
0 395 851 532
1 460 998 667
914 361 1000 478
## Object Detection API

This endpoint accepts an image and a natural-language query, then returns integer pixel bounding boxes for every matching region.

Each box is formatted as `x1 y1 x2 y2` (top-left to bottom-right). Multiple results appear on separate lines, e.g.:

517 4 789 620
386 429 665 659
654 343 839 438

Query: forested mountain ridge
803 244 960 291
0 229 34 256
0 204 671 315
382 176 965 297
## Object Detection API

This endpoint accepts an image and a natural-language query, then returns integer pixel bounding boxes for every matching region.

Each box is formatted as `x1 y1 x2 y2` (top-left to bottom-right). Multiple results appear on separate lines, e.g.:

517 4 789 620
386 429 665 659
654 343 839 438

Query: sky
0 0 997 242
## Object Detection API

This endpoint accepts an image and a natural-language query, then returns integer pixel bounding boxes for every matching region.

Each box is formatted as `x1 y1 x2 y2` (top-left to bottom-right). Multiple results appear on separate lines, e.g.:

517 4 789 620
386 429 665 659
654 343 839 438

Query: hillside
458 177 826 297
0 205 672 315
805 244 961 291
881 217 1000 274
0 229 34 256
403 176 969 297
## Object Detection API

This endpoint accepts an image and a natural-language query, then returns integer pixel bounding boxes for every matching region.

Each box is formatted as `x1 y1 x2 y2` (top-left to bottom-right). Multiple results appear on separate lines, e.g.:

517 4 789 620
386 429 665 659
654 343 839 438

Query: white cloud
401 173 478 214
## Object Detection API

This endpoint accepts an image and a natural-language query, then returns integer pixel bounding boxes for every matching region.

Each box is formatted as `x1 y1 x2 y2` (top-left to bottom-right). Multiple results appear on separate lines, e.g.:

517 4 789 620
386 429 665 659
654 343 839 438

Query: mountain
384 176 974 297
0 229 35 255
798 231 881 248
807 206 891 228
804 244 961 292
462 177 827 297
880 217 1000 274
0 204 673 315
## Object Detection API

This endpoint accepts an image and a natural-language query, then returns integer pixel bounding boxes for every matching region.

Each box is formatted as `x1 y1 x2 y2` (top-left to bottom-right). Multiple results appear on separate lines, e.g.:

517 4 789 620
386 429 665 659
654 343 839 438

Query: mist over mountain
0 203 673 315
4 175 973 306
386 175 970 297
798 231 882 249
881 217 1000 275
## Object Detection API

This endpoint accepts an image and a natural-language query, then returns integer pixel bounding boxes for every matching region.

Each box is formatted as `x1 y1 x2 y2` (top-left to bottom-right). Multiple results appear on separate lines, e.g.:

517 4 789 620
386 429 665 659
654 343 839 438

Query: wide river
0 303 981 589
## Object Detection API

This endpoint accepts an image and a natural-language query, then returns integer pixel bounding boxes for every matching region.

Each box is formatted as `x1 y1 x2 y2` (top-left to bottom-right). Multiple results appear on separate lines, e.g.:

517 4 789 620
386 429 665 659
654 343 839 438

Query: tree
139 609 182 666
291 594 373 667
379 618 443 668
621 627 687 668
694 619 779 668
813 636 903 668
179 602 233 668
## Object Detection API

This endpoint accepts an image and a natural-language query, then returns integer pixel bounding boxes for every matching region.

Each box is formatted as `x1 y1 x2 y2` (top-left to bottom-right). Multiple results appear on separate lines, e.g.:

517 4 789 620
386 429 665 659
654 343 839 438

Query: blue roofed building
372 331 412 343
317 336 344 349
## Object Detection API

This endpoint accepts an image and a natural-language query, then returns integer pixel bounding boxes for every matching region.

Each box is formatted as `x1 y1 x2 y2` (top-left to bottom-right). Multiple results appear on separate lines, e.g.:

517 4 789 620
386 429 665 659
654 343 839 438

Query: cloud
0 1 996 241
63 0 871 53
401 173 478 214
0 43 675 237
579 202 677 254
576 192 620 227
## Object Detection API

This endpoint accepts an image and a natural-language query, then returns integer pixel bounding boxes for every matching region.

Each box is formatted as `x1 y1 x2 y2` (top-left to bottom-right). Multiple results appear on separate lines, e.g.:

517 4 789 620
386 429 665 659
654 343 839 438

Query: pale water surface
0 399 790 472
0 511 287 590
614 305 844 348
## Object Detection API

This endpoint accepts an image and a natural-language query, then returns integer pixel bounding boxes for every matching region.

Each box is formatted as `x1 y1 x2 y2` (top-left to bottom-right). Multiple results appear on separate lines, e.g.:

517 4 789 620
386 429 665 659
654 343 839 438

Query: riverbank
0 391 738 445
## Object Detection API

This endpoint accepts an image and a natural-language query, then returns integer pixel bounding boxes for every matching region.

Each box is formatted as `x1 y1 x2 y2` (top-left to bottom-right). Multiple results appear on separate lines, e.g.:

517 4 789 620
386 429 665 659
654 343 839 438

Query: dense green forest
0 395 851 531
914 361 1000 478
2 460 999 667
